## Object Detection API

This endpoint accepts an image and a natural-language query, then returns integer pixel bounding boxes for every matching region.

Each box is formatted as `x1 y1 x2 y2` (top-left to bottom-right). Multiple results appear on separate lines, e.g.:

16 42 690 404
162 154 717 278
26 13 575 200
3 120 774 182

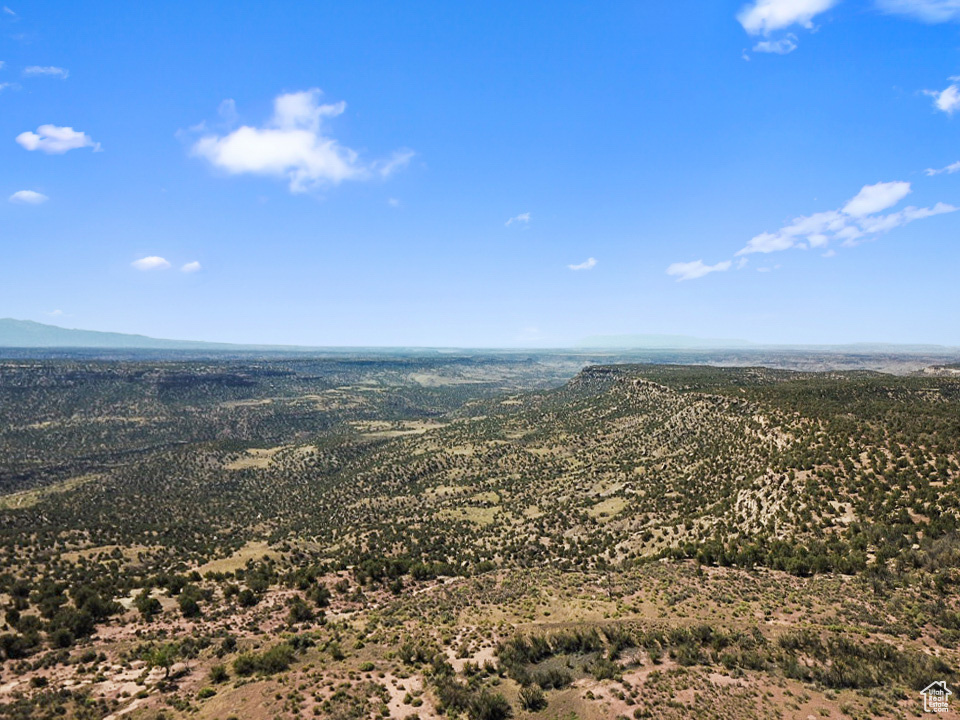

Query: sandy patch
196 540 277 575
224 446 287 470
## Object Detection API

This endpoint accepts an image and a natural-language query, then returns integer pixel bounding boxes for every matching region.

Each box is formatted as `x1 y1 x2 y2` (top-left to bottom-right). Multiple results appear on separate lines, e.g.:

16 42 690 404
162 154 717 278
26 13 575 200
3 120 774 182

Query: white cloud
387 197 401 207
47 309 64 317
568 257 597 271
926 160 960 175
753 34 799 53
505 212 531 226
924 81 960 114
735 180 955 256
217 98 238 124
876 0 960 21
852 201 955 238
131 256 171 271
739 231 795 254
0 82 15 92
738 0 839 34
842 180 911 216
190 89 410 193
666 259 733 281
737 209 847 254
181 261 201 273
9 189 48 204
3 6 14 16
23 65 68 79
373 149 415 178
16 124 100 154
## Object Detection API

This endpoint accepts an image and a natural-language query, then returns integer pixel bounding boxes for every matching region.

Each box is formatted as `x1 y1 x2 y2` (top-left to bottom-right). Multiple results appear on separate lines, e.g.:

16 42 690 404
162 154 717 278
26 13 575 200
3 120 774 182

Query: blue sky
2 0 960 347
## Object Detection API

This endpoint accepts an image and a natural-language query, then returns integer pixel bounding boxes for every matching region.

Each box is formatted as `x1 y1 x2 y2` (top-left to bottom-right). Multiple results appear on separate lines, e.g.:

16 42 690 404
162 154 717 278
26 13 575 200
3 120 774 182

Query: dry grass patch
196 540 277 575
588 496 628 520
438 506 501 527
0 473 101 509
349 419 447 438
224 446 287 470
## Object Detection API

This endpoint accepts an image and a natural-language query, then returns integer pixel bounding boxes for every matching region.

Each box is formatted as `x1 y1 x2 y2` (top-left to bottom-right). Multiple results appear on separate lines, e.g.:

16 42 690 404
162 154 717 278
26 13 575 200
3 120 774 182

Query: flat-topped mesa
566 365 627 391
570 364 625 382
569 364 672 392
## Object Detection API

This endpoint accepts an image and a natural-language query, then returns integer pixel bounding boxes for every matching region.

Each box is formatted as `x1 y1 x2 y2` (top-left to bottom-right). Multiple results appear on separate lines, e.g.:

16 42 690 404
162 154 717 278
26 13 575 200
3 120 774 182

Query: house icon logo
921 681 951 713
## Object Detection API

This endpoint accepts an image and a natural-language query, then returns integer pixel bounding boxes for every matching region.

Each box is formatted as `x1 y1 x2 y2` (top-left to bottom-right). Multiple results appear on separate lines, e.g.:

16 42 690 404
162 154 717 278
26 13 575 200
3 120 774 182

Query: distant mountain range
577 334 755 349
0 319 956 353
0 319 249 350
577 334 957 353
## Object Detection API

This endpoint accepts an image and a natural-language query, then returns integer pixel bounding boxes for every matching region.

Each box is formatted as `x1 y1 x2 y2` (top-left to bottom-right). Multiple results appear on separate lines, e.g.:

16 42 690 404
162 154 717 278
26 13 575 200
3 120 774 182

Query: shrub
178 594 201 619
286 596 314 625
327 641 345 661
258 643 294 674
209 663 229 683
49 628 75 649
518 685 547 711
469 691 512 720
232 653 258 676
589 657 620 681
134 590 161 619
232 643 295 676
531 667 571 690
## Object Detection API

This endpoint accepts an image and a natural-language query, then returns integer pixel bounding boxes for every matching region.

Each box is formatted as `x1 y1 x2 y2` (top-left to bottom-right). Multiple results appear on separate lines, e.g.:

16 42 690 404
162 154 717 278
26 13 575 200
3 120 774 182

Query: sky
2 0 960 347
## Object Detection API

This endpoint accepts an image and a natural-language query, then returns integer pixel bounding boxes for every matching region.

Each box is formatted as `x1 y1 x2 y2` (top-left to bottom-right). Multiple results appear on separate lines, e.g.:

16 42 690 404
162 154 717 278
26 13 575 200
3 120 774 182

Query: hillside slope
2 361 960 720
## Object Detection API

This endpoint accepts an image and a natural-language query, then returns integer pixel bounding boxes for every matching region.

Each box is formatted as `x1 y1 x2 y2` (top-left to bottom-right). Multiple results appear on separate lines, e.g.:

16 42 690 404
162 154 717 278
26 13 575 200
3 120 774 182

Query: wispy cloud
23 65 68 79
131 256 171 271
666 259 733 281
753 33 799 53
9 189 48 204
737 180 954 255
373 149 415 178
738 0 839 34
180 261 202 273
505 212 531 226
189 89 411 194
217 98 238 124
667 179 955 281
925 160 960 175
568 257 597 271
854 202 956 236
876 0 960 22
3 6 15 17
924 78 960 114
16 124 100 154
